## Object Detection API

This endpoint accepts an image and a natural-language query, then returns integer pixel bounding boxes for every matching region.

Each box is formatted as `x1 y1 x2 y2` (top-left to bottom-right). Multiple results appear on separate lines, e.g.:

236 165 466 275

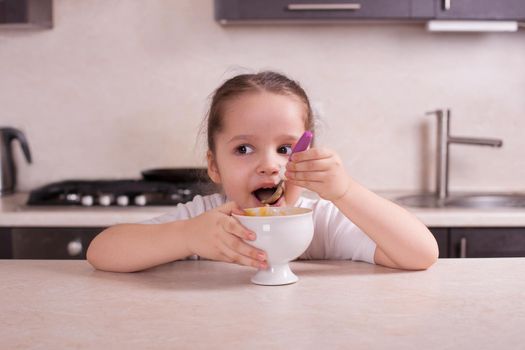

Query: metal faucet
426 109 503 200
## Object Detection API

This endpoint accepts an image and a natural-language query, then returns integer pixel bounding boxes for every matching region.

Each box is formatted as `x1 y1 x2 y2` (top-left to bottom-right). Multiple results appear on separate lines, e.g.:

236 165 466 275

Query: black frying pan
141 168 209 183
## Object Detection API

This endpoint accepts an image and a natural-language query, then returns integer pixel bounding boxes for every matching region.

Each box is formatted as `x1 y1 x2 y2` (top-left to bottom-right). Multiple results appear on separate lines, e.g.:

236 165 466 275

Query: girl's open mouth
252 186 283 206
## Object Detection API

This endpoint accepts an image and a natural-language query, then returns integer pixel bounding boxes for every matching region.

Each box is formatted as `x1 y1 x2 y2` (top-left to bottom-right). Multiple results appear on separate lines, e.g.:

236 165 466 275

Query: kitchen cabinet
215 0 434 23
0 0 53 28
449 228 525 258
0 227 104 259
429 228 525 258
3 225 525 260
215 0 525 23
429 228 449 258
0 228 11 258
434 0 525 20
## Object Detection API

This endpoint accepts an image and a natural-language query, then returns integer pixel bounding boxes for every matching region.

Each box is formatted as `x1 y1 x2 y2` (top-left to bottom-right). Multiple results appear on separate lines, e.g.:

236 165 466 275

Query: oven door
1 227 104 259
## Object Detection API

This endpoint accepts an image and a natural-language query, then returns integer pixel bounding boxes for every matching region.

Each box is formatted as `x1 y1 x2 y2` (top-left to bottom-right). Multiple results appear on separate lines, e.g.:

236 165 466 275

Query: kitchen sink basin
395 193 525 209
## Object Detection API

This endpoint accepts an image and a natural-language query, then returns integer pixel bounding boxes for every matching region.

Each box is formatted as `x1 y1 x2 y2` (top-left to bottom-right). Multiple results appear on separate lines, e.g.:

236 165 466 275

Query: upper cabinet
0 0 53 28
434 0 525 20
215 0 434 23
215 0 525 24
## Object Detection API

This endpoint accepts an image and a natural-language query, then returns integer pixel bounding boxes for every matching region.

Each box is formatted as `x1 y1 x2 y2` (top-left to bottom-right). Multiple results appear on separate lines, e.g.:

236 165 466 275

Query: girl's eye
278 145 292 155
236 144 254 155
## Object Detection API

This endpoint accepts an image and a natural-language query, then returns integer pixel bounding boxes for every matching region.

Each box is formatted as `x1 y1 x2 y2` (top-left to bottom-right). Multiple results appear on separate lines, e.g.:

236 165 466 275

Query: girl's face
207 91 307 209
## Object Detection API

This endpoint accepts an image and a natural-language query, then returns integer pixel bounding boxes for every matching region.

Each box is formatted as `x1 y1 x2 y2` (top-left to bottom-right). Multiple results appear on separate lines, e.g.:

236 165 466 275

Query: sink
395 193 525 209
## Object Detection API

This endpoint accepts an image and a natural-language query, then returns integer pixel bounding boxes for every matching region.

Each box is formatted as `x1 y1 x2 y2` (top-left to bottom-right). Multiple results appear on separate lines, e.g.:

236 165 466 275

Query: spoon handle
289 131 313 160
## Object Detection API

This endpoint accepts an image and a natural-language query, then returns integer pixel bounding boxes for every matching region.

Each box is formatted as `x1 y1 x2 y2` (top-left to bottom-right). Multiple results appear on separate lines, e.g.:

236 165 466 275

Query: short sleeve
298 197 377 264
138 193 226 224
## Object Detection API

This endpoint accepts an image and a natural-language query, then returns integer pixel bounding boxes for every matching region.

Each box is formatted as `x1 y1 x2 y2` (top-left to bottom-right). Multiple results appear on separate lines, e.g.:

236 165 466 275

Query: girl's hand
286 147 351 202
183 201 267 269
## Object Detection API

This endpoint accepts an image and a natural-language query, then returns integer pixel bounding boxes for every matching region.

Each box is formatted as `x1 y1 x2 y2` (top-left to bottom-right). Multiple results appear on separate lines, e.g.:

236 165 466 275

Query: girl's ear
206 150 222 184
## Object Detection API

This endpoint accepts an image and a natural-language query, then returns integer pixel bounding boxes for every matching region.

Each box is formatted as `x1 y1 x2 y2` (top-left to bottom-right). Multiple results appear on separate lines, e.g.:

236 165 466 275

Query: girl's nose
257 153 281 176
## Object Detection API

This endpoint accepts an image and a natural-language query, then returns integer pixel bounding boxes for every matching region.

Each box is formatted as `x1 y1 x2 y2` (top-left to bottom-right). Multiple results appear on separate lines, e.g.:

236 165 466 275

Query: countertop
1 259 524 349
2 192 525 228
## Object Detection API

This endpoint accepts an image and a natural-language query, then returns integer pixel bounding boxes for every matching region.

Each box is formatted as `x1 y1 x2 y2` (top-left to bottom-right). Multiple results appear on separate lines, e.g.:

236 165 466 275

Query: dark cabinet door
0 0 27 23
0 228 13 258
450 228 525 258
429 228 449 258
215 0 434 23
0 0 52 27
7 227 104 259
434 0 525 20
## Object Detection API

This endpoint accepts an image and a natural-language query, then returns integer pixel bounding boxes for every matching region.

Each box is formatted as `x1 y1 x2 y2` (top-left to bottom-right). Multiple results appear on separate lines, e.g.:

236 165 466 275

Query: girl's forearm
333 178 439 270
86 221 192 273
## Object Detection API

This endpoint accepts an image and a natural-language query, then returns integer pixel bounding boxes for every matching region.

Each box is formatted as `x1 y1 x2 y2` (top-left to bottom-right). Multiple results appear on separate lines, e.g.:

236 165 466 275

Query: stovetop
26 180 217 207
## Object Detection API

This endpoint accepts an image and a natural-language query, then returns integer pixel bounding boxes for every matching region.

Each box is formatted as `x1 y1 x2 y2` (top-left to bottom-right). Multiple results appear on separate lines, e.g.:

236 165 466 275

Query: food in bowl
242 206 307 217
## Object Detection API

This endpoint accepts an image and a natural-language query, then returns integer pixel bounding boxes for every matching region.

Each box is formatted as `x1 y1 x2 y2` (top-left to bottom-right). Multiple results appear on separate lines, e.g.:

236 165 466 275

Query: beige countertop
2 192 525 228
1 259 524 349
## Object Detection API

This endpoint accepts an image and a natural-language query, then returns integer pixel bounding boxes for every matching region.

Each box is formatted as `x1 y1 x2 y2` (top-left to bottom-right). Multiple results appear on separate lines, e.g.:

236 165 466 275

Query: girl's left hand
285 147 350 202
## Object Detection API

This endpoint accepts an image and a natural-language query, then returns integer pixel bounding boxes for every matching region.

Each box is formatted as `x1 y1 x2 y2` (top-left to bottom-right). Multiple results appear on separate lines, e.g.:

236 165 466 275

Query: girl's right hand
183 201 268 269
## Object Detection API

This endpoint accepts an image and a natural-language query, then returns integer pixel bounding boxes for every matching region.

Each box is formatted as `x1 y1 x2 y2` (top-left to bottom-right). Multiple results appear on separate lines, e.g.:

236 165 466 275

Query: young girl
87 71 438 273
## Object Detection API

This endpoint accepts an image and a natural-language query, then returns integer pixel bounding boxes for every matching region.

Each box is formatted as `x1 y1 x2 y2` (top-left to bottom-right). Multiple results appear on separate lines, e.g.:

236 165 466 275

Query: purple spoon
289 130 313 160
261 131 313 205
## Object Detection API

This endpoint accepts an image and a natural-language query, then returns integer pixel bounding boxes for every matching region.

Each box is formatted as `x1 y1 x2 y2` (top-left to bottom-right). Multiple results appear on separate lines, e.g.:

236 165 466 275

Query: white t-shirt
140 193 377 264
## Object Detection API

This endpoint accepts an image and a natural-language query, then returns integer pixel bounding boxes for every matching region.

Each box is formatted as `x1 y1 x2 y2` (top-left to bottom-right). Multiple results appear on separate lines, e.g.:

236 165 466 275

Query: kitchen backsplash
1 0 524 192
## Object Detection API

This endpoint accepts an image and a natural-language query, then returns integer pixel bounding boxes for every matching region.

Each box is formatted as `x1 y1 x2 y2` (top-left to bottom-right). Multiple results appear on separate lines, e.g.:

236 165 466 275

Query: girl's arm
87 220 191 273
332 178 438 270
286 148 438 270
87 202 267 273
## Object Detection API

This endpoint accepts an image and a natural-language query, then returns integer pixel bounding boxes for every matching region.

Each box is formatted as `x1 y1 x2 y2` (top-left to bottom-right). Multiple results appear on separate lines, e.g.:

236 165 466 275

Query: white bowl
233 207 314 286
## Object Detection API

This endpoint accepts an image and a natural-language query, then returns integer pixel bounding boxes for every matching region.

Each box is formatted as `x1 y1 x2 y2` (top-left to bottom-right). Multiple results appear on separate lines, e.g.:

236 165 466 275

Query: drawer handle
443 0 451 11
460 237 467 258
287 3 361 11
67 239 83 256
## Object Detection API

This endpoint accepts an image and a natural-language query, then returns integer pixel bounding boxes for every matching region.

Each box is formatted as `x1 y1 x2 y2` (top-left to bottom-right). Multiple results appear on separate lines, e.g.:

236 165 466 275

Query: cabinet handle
67 239 83 256
443 0 451 11
287 3 361 11
459 237 467 258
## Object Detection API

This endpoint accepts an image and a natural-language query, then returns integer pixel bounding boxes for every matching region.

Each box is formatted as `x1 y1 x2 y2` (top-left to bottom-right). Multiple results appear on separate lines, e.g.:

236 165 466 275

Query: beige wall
1 0 524 193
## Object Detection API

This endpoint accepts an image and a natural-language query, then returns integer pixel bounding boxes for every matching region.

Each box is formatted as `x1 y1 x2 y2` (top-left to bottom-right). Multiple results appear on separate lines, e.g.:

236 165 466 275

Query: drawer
450 228 525 258
215 0 433 22
7 227 104 259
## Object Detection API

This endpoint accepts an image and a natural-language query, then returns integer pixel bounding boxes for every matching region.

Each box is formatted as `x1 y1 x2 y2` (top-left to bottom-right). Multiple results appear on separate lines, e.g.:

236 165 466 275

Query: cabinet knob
460 237 467 258
67 239 83 256
287 3 361 11
443 0 451 11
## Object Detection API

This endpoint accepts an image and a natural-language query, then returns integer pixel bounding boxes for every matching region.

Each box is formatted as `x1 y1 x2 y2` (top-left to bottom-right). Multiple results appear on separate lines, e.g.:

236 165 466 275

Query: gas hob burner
26 179 216 207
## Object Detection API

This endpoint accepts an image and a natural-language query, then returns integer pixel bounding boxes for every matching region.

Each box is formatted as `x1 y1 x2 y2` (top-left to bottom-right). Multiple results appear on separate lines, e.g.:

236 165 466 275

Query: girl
87 71 438 273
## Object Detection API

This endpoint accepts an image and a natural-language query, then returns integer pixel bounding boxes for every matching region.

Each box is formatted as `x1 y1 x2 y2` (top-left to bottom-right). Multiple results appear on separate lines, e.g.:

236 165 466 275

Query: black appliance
26 179 217 207
0 127 32 196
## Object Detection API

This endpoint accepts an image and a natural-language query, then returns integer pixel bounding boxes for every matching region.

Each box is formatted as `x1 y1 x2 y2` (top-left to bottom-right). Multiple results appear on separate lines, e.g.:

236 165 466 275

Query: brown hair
204 71 314 154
